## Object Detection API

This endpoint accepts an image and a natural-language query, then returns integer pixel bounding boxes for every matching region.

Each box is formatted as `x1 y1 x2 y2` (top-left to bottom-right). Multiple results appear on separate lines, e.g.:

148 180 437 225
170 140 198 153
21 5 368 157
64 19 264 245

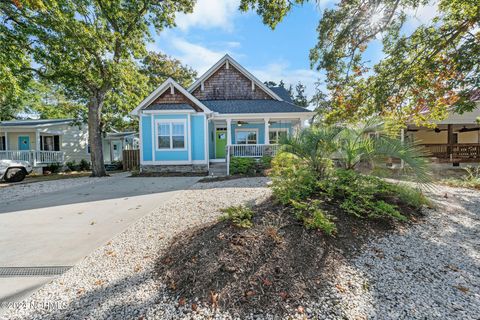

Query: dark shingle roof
269 87 293 103
200 100 311 114
0 119 73 127
145 103 195 111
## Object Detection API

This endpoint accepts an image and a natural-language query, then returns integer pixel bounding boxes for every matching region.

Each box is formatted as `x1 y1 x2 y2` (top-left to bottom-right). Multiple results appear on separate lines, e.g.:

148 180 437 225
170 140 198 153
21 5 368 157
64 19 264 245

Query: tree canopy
241 0 480 130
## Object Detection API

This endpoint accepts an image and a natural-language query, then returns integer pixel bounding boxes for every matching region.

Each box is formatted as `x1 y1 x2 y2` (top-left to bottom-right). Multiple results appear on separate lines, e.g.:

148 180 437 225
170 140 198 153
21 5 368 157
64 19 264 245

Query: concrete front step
209 163 227 177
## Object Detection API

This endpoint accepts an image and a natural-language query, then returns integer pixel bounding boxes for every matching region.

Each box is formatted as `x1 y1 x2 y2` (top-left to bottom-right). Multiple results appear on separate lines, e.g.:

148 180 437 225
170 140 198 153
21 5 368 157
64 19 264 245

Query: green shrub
230 157 256 175
220 205 255 228
290 200 336 235
321 169 408 221
387 183 430 208
79 159 91 171
270 152 318 205
66 160 79 171
260 155 273 169
44 162 61 173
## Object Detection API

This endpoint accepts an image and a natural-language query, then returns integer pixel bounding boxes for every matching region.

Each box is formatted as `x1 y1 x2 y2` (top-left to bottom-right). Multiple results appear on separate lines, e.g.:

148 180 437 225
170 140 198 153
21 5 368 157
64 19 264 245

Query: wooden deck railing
0 150 64 165
420 143 480 162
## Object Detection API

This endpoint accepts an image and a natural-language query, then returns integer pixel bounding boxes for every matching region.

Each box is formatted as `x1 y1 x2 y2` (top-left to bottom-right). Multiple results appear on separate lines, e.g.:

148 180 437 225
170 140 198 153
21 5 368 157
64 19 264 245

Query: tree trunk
88 91 107 177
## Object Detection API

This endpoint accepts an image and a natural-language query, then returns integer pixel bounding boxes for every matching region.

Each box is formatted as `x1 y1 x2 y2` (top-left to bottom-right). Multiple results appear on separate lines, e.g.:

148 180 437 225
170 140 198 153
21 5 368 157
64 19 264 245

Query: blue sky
148 0 438 99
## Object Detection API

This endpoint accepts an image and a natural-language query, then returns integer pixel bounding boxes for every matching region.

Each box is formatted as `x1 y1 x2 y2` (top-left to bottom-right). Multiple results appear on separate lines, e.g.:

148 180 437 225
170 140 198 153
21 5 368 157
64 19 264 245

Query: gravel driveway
2 179 479 319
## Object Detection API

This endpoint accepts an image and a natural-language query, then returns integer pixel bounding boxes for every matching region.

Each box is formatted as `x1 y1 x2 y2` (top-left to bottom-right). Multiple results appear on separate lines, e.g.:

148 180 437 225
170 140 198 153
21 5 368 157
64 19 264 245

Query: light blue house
130 55 314 174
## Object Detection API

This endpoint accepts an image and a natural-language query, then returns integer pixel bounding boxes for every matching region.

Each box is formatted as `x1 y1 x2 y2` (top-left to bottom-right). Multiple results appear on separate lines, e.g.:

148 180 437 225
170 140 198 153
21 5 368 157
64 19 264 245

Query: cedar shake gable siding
192 64 272 100
150 87 203 112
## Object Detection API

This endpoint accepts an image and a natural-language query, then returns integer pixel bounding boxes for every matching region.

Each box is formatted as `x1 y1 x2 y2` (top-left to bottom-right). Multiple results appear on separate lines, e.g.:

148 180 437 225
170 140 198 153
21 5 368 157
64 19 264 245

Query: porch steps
209 163 227 177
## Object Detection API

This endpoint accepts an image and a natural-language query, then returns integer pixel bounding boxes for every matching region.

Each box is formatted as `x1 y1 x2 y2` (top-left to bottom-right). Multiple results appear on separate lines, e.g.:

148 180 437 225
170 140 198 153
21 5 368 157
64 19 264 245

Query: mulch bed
155 197 423 316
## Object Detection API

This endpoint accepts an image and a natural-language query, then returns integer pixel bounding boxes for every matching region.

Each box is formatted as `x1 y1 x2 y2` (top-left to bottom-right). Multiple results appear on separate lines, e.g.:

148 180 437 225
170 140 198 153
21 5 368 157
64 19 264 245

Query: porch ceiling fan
459 126 480 132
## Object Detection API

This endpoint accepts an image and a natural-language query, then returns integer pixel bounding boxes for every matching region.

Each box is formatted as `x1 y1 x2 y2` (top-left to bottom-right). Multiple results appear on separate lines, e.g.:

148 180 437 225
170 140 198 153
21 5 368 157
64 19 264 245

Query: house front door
215 128 227 158
111 141 122 161
18 136 30 150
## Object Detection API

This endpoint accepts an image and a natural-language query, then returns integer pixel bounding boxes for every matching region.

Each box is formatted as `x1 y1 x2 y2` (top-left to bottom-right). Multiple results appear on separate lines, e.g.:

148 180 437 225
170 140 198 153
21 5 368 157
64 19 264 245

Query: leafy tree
141 52 197 89
0 14 32 121
1 0 195 176
26 80 86 120
240 0 480 131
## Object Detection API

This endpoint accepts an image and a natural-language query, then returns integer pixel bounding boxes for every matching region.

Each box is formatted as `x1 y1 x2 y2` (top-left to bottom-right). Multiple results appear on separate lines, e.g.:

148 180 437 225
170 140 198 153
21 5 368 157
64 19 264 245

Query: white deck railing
226 144 280 175
0 150 65 165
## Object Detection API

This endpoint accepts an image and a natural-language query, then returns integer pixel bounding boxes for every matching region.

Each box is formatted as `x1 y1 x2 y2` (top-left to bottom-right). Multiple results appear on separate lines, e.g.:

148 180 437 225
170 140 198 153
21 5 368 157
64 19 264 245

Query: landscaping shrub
44 162 61 173
319 169 419 221
291 199 336 235
220 205 255 228
79 159 91 171
66 160 79 171
270 152 318 205
259 155 273 169
229 157 256 175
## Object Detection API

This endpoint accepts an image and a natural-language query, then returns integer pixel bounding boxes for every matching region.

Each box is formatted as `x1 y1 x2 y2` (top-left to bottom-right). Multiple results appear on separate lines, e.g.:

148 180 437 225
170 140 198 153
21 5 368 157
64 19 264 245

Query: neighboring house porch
406 100 480 165
0 119 89 168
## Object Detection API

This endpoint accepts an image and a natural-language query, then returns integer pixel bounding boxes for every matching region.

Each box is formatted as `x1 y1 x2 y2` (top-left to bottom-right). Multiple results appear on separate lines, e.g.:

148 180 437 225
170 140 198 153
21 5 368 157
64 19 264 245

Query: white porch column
35 129 40 166
35 129 40 151
226 119 232 145
264 118 270 144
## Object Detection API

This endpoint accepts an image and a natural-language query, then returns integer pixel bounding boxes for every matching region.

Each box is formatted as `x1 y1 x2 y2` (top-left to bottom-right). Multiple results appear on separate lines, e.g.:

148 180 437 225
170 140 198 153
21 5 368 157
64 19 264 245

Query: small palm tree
280 120 429 182
279 126 341 177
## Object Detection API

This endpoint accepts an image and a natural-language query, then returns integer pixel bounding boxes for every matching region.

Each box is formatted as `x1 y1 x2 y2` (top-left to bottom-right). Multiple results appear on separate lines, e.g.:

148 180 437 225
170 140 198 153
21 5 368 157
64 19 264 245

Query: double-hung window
235 130 257 145
269 129 288 144
157 120 186 150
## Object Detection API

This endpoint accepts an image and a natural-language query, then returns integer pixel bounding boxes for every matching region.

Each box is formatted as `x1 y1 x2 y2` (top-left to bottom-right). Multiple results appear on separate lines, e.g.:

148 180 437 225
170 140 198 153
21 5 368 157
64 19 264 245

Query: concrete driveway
0 174 198 305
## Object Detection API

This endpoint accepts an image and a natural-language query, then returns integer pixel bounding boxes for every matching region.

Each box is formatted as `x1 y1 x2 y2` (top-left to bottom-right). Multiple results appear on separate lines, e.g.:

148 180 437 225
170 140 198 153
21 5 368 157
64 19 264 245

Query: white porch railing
228 144 280 158
226 144 280 175
0 150 65 165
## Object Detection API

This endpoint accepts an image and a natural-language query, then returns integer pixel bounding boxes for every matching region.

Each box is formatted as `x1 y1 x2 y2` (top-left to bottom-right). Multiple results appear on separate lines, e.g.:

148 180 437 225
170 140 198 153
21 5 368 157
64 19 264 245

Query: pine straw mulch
155 197 423 316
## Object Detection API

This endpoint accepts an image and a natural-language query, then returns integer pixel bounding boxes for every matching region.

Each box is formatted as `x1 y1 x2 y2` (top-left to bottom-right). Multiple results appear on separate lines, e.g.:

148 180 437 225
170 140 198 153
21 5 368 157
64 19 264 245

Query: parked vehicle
0 160 33 183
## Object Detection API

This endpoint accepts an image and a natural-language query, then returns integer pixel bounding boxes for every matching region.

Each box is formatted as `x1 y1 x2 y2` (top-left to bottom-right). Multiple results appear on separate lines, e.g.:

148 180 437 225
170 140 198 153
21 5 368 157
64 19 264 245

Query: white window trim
269 128 288 144
235 128 259 145
155 119 188 151
40 134 61 151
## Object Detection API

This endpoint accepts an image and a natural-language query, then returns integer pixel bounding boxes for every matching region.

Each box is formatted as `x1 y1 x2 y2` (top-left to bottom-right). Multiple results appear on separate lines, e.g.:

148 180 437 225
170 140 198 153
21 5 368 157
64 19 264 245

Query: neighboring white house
103 131 139 164
0 119 89 169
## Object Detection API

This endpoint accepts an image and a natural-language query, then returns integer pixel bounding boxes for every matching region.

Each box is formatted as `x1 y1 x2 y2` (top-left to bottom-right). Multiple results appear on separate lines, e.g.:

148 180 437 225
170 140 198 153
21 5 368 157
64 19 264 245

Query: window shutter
0 136 4 150
54 136 60 151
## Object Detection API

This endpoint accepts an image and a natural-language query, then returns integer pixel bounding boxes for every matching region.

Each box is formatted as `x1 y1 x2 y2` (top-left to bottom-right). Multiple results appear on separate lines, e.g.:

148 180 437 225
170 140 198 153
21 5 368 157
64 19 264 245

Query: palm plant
280 119 430 182
279 126 341 177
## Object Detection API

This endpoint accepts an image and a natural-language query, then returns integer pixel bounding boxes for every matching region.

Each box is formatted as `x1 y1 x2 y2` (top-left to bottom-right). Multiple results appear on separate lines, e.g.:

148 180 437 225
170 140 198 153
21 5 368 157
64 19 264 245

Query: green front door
215 129 227 158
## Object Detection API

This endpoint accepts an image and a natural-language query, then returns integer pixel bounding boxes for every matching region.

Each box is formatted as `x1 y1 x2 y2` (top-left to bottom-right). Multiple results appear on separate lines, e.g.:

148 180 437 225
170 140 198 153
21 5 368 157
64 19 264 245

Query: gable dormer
130 78 211 116
189 55 283 101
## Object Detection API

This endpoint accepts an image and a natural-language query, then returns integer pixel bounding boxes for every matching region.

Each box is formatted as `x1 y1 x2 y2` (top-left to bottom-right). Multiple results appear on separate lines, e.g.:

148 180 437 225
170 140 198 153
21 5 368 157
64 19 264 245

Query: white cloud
405 2 439 29
175 0 240 32
169 38 226 73
251 62 320 100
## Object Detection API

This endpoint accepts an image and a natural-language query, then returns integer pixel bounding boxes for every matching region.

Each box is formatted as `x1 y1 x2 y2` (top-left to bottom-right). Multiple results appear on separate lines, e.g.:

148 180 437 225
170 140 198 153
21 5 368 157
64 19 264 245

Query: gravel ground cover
2 179 479 319
0 173 126 204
